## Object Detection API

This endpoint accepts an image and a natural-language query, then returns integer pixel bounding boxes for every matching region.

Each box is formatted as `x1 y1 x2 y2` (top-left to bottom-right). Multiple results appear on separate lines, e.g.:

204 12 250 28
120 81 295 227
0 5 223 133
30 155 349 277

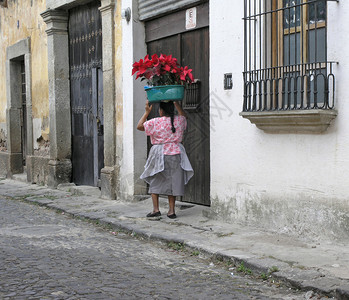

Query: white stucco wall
120 0 147 200
209 0 348 241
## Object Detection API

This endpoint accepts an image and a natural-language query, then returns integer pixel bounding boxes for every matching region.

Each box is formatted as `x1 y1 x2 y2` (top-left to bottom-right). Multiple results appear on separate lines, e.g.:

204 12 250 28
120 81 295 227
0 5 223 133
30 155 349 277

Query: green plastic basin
144 85 185 103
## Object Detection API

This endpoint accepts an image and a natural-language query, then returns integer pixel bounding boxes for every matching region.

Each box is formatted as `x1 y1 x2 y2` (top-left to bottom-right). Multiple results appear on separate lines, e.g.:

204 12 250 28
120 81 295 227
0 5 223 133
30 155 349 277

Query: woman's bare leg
168 196 176 215
151 193 160 212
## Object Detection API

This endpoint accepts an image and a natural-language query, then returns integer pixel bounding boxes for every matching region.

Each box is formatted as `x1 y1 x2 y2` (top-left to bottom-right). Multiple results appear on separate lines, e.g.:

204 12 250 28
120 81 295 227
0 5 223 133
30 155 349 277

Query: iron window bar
183 80 201 112
243 0 335 112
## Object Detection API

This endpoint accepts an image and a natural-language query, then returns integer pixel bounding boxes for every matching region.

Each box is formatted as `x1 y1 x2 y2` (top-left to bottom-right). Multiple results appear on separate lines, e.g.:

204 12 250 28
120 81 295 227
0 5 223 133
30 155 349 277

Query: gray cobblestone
0 197 331 299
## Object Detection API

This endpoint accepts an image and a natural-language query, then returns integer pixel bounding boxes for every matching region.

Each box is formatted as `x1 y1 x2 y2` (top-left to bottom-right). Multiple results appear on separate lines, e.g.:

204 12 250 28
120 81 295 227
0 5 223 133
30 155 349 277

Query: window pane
308 28 326 63
283 0 301 28
283 32 301 65
309 0 326 24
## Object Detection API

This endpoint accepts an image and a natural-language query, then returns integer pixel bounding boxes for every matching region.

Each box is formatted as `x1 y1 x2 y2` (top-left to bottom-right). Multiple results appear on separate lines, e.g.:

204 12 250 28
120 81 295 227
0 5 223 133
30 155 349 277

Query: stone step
57 183 101 198
12 173 27 183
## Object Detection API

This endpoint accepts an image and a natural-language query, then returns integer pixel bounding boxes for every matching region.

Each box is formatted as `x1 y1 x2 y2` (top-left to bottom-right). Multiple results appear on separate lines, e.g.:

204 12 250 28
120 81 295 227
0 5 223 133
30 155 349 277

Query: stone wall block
27 156 50 185
100 166 118 199
47 159 72 188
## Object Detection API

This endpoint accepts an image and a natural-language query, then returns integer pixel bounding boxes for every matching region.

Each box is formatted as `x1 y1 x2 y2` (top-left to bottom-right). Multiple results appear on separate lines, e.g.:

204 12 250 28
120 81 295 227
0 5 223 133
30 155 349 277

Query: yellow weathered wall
0 0 48 131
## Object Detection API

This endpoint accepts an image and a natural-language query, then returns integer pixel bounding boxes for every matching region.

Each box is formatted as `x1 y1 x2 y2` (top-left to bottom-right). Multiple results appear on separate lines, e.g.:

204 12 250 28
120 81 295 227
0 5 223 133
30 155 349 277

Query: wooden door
181 27 210 206
69 1 104 186
146 5 210 205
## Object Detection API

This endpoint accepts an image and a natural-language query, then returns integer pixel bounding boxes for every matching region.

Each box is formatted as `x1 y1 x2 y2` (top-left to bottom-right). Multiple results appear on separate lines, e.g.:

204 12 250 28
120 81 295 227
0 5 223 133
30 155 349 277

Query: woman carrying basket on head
137 100 194 219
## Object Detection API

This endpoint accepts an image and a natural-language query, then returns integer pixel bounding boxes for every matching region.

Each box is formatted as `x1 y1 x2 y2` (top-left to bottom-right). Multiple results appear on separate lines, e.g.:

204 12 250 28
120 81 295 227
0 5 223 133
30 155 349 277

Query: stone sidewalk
1 178 348 299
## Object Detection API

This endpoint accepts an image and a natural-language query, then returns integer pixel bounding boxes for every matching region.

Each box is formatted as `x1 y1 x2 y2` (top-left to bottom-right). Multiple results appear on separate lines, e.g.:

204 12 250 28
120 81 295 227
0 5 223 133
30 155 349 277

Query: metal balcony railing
243 0 335 112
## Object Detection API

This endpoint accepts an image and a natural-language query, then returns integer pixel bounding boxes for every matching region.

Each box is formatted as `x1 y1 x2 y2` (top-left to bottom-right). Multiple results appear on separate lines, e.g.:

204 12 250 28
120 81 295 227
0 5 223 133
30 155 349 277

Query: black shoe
167 213 177 219
146 211 161 218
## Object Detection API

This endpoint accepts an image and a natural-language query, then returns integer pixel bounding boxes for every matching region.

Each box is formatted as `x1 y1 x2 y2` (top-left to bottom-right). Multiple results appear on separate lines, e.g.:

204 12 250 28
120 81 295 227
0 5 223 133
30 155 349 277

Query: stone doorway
6 38 33 177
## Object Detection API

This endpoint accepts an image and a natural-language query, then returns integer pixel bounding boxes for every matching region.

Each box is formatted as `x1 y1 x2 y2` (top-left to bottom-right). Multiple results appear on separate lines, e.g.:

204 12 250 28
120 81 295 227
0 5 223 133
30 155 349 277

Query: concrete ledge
6 37 30 60
240 109 338 134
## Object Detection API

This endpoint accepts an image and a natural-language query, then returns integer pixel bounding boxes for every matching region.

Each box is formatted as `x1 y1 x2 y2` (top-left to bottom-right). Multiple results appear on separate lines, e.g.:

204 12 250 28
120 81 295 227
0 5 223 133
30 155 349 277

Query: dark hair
160 101 176 133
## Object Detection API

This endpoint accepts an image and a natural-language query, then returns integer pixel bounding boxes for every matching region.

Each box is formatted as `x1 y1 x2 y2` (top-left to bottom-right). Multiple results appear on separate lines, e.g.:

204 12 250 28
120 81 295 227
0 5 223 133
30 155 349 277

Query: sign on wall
186 7 197 30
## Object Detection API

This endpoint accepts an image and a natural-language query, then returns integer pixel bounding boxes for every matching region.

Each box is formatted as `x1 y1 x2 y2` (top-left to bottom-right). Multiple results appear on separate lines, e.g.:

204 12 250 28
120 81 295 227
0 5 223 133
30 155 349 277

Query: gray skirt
148 154 185 196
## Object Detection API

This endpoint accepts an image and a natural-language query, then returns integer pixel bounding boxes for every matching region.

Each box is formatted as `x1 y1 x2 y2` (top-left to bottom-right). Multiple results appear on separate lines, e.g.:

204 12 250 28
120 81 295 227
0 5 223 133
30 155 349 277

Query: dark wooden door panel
69 0 104 186
181 27 210 205
147 25 210 206
72 136 94 185
146 35 181 59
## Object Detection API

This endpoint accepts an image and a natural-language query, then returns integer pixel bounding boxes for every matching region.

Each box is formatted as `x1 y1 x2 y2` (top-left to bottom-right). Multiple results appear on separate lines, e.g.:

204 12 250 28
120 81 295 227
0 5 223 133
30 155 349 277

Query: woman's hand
145 100 153 114
174 101 187 118
137 100 153 131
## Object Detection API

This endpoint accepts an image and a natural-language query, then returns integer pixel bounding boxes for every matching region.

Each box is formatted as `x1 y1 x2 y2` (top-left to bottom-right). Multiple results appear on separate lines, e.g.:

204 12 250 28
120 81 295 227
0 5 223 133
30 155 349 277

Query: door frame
6 38 33 176
92 67 104 186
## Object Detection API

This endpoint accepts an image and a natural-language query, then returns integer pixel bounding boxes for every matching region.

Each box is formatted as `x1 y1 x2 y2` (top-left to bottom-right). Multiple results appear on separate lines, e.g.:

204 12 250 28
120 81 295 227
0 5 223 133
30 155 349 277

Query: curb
20 195 349 299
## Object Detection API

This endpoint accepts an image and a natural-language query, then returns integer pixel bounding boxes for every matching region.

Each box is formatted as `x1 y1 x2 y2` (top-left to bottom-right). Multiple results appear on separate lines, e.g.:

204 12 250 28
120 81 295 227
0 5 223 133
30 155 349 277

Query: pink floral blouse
143 115 187 155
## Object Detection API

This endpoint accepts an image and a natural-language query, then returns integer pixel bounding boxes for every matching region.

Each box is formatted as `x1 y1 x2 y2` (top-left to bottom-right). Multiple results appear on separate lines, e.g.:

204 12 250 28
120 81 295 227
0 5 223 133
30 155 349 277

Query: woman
137 100 194 219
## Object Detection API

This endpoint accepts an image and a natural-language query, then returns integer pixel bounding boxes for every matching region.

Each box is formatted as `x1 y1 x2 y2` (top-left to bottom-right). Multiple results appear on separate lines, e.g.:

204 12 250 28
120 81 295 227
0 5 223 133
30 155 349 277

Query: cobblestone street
0 196 325 300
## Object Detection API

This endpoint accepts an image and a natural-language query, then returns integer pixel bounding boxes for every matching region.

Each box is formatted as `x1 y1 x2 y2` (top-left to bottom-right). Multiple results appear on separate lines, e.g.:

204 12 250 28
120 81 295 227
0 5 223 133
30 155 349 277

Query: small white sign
186 7 197 30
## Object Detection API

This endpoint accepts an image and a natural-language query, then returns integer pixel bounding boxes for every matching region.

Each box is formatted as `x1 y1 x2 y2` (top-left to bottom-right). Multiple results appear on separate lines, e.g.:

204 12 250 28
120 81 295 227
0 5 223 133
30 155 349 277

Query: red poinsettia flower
132 53 194 86
151 53 160 67
163 64 171 72
179 66 194 82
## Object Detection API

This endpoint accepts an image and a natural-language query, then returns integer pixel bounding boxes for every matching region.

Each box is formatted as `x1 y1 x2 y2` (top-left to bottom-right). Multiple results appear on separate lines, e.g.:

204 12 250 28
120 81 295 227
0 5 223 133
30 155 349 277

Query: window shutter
138 0 205 21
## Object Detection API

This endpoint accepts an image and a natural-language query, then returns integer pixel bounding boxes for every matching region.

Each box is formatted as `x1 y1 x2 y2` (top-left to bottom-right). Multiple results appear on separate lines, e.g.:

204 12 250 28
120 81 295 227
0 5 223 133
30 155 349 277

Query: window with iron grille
243 0 335 112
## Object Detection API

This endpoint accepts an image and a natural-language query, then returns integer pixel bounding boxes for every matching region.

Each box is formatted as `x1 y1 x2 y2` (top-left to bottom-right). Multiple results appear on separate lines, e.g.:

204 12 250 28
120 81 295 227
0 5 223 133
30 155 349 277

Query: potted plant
132 54 194 103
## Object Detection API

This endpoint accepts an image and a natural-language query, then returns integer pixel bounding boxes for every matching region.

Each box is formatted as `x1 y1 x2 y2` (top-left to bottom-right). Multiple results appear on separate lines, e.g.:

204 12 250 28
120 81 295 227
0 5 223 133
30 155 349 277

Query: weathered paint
115 0 123 159
0 0 49 143
120 0 147 199
209 0 348 242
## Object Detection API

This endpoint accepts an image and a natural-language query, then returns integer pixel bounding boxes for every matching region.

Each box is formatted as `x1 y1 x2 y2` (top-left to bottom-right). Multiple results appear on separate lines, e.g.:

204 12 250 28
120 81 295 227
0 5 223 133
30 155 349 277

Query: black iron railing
183 80 201 111
243 0 336 112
